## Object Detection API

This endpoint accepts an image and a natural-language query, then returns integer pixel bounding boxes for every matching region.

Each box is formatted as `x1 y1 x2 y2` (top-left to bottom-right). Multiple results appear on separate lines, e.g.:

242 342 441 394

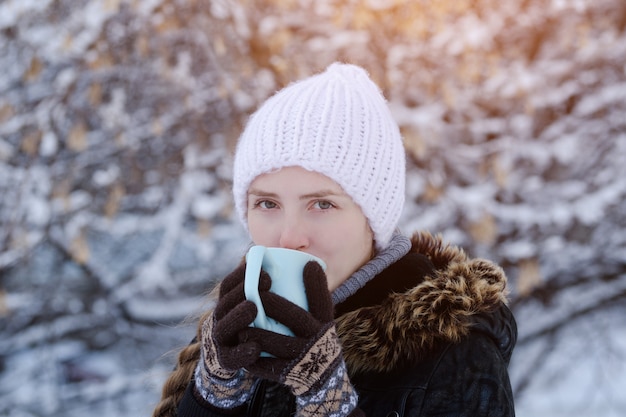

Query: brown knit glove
210 263 273 369
195 263 268 411
241 262 359 416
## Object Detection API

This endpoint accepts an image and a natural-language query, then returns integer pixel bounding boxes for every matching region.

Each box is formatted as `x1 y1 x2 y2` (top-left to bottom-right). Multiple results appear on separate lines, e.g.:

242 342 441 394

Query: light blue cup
244 246 327 337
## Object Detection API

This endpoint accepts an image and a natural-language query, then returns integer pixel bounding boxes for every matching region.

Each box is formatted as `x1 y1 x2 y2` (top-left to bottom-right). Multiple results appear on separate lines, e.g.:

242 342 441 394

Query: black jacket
178 232 517 416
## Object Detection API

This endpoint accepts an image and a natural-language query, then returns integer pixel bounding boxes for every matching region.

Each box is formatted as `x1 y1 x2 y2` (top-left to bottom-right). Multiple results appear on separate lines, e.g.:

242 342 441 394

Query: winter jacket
178 231 517 416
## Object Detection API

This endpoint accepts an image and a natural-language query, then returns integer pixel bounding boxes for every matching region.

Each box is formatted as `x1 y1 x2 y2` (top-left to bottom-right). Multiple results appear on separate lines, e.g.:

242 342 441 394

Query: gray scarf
331 233 412 305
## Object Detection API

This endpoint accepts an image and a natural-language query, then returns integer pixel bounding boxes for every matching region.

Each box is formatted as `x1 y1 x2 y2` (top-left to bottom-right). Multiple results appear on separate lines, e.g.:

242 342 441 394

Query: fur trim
336 231 509 375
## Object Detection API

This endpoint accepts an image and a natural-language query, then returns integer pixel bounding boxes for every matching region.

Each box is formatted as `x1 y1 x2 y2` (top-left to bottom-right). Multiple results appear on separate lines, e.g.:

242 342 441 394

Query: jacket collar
335 231 514 375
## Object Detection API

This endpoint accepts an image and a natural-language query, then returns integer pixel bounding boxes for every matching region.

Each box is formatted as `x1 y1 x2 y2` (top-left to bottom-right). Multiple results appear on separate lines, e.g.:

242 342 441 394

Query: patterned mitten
195 263 268 411
242 262 360 417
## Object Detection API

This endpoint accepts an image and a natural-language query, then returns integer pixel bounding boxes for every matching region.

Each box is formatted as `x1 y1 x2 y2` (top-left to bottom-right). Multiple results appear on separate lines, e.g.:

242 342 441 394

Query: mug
244 245 326 337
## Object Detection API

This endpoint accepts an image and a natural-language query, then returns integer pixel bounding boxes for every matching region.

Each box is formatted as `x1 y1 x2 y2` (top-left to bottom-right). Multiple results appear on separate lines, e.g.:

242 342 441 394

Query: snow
1 0 625 416
512 308 626 417
0 0 54 29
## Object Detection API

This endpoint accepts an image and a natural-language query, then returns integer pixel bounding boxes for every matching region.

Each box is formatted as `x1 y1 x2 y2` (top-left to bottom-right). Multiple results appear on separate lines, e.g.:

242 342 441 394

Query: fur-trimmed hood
336 231 515 375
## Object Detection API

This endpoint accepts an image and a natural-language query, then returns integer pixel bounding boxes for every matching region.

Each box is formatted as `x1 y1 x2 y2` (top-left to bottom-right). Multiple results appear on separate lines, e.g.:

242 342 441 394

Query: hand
241 261 335 388
209 262 273 370
241 261 360 416
195 263 267 410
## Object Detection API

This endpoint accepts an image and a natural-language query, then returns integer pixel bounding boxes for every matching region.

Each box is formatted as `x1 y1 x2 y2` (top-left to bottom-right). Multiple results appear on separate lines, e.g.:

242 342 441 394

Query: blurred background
1 0 625 416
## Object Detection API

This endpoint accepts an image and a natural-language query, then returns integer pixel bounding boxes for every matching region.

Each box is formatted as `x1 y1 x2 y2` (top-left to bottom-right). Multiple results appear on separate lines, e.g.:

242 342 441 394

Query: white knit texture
232 63 405 250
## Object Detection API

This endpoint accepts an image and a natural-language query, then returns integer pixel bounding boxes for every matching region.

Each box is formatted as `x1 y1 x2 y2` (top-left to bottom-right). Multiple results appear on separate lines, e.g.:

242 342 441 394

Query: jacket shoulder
420 330 516 416
352 329 515 417
338 231 515 375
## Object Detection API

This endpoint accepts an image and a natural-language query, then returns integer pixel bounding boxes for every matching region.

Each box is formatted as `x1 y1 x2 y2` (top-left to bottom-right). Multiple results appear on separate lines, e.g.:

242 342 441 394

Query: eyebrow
248 188 346 200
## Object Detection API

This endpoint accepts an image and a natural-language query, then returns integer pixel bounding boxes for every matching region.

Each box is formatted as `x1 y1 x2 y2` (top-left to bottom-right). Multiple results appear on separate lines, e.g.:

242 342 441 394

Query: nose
278 216 309 250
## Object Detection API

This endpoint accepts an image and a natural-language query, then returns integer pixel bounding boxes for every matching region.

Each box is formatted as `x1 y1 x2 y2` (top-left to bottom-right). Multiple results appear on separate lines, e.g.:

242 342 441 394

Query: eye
254 199 278 209
313 200 334 210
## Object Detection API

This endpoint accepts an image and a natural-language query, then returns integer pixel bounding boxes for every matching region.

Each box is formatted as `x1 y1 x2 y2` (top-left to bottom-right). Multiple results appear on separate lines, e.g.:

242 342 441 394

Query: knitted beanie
232 63 406 250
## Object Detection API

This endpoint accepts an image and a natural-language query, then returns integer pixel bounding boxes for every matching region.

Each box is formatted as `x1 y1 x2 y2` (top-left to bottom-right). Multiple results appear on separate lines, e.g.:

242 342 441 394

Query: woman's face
247 166 374 292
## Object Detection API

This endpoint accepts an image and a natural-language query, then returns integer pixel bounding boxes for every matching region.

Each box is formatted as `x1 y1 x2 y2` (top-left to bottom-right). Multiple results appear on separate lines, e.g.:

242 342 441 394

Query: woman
153 63 517 417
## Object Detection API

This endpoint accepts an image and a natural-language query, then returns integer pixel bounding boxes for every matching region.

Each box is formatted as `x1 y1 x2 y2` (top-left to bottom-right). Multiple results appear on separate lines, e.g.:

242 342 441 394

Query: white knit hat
232 63 405 250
